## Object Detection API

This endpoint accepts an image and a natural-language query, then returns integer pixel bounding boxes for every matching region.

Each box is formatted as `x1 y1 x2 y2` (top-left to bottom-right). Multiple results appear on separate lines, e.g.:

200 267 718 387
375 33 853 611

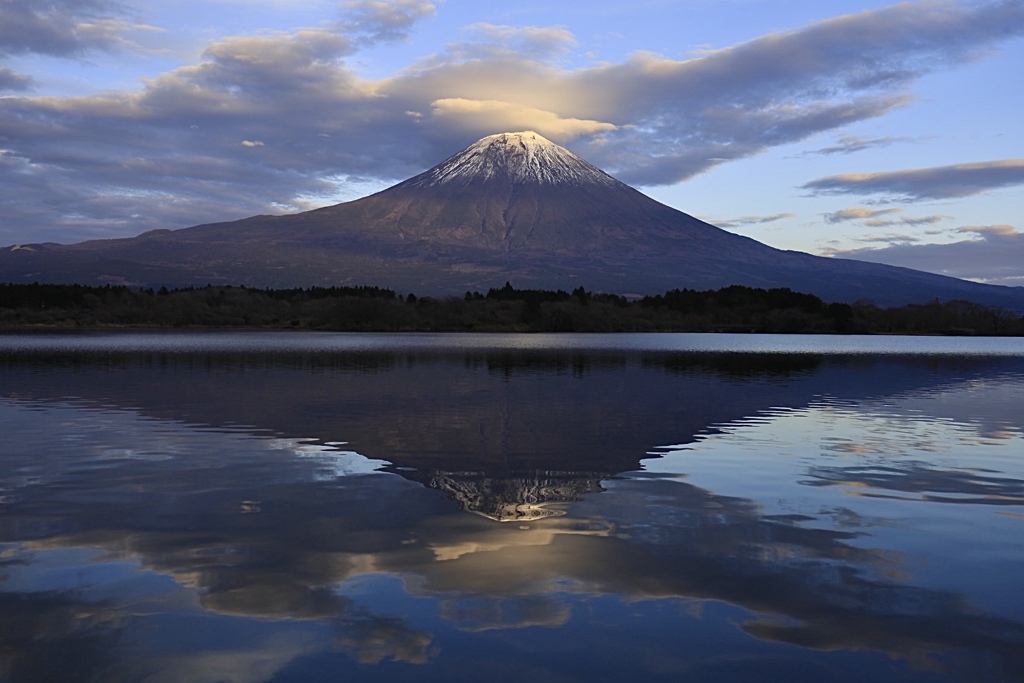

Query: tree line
1 282 1022 335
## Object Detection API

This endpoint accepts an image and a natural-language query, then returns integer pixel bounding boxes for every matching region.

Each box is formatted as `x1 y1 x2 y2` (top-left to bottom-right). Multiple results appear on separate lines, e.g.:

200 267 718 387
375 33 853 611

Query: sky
1 0 1022 286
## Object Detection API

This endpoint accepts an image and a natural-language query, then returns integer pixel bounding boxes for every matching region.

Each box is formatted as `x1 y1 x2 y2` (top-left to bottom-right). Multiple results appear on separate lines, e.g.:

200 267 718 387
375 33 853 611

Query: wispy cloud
824 207 947 227
850 232 922 246
805 135 913 156
804 160 1024 200
713 213 797 229
866 214 946 227
825 207 902 224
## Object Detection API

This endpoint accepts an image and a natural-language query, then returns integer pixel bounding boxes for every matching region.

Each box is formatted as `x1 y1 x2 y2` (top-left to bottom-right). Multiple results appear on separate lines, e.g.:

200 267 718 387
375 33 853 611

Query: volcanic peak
408 131 622 190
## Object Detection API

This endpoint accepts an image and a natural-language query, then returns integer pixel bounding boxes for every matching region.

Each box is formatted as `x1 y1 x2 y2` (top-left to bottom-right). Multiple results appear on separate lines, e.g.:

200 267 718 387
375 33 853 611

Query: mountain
3 131 1023 309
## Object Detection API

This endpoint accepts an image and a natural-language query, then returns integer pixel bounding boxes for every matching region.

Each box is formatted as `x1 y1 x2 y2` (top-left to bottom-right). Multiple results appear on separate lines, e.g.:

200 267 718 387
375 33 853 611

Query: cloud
429 98 616 142
0 66 32 91
572 0 1024 183
447 23 577 61
803 160 1024 200
806 135 912 156
828 224 1024 286
853 232 922 246
339 0 438 45
825 207 902 224
866 214 945 227
2 1 1024 243
0 0 145 57
959 223 1019 239
824 207 947 227
197 29 358 83
714 213 797 229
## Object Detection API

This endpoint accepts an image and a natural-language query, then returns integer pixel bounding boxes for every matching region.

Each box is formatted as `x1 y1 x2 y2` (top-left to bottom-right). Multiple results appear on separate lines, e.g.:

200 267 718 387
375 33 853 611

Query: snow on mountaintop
412 131 622 188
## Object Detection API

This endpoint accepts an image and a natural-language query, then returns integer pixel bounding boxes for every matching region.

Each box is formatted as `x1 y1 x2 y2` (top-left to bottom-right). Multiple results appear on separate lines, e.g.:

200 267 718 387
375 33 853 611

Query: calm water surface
1 332 1023 682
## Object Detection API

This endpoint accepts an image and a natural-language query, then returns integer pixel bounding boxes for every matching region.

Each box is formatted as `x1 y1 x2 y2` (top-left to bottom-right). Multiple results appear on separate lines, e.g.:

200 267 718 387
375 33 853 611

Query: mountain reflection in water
1 332 1023 683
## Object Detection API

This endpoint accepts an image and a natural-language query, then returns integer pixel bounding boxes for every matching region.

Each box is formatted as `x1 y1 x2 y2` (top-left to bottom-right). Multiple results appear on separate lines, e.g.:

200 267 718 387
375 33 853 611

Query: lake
1 331 1023 682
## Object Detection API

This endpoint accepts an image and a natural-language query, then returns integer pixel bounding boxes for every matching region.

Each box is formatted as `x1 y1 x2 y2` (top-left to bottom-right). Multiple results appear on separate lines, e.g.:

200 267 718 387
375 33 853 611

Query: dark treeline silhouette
2 282 1022 335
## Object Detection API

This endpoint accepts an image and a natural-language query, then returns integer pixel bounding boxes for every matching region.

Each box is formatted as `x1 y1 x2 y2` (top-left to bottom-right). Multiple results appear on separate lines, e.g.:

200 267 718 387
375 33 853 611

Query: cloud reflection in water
1 337 1023 682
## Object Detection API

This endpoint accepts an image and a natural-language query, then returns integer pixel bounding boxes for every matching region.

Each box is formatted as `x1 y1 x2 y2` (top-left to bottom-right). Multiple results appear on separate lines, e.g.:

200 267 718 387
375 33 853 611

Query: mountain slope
2 131 1023 310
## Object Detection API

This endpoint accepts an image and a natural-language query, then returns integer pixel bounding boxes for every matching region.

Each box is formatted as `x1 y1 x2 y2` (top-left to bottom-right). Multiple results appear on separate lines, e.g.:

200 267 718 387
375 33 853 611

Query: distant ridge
2 131 1023 311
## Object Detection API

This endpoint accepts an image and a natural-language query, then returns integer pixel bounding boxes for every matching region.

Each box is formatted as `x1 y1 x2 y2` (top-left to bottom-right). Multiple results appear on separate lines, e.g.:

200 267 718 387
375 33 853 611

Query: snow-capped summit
409 131 622 189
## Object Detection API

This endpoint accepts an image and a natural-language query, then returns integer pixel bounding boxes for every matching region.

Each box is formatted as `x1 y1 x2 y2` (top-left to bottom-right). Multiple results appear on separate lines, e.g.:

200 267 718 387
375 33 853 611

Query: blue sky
1 0 1022 286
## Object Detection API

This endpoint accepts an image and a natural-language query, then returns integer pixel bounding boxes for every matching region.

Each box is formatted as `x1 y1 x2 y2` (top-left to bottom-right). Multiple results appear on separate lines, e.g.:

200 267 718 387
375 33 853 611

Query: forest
2 281 1022 335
